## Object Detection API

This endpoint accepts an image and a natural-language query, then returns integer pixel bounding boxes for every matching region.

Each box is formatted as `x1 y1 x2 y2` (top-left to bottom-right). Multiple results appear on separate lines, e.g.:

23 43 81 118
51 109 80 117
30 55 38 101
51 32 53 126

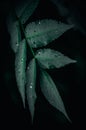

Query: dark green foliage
6 0 77 124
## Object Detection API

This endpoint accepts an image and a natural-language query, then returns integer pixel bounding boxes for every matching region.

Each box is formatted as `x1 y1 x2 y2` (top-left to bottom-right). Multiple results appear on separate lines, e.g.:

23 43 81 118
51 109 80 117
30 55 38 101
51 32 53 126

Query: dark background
0 0 86 129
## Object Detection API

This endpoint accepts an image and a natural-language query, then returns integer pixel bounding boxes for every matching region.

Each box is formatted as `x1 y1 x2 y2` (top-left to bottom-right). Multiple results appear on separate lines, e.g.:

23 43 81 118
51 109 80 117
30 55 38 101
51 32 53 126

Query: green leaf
40 70 71 122
15 39 26 107
15 0 39 24
7 13 21 53
36 49 76 69
26 59 37 122
25 19 73 48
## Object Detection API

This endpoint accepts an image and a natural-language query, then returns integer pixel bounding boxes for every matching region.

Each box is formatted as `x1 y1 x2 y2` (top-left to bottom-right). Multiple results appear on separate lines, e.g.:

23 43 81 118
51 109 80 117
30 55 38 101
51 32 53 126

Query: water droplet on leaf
30 85 32 89
49 65 55 69
38 52 41 55
38 21 41 25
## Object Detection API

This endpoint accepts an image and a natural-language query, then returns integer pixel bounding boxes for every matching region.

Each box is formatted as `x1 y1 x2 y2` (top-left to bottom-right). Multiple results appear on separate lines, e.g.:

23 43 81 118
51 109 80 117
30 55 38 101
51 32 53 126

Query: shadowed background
0 0 86 129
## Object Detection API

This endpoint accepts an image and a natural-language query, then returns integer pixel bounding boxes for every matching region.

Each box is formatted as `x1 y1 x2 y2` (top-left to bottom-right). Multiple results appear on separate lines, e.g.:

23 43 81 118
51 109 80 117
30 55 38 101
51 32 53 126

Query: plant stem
14 9 35 58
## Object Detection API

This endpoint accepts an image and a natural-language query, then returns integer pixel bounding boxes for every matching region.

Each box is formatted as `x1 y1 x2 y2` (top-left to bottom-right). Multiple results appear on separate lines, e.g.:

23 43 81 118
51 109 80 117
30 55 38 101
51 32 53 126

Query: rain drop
33 41 36 47
18 69 21 73
21 58 23 62
27 66 29 70
44 41 47 45
38 21 41 25
49 64 55 69
38 51 41 55
54 54 58 57
30 85 32 89
16 42 19 47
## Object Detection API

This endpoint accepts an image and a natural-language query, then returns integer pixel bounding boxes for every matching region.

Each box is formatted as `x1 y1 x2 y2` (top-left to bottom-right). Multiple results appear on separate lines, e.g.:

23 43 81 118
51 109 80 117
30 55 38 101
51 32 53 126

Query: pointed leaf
40 70 71 122
36 49 76 69
15 0 39 24
15 39 26 107
26 59 37 122
25 19 73 48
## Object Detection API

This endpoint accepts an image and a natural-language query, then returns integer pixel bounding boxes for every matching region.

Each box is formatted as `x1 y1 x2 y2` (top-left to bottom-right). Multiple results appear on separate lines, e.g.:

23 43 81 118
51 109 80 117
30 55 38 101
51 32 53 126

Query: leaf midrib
26 28 60 40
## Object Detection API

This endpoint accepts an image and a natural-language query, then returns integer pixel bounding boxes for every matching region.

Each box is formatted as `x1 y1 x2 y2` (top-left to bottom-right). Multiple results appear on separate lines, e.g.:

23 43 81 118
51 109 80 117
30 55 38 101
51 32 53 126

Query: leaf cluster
7 0 76 123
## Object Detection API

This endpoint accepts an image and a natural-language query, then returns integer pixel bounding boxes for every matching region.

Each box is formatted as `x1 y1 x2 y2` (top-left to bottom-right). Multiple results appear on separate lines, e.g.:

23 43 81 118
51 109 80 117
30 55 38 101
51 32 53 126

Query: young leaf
7 19 21 53
26 59 37 122
15 39 26 107
36 49 76 69
40 70 71 122
15 0 39 24
25 19 73 48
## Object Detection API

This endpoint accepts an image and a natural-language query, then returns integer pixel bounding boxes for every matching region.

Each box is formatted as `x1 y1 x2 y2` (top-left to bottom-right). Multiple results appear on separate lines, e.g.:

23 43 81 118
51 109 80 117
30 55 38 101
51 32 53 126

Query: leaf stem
14 9 35 58
20 22 35 57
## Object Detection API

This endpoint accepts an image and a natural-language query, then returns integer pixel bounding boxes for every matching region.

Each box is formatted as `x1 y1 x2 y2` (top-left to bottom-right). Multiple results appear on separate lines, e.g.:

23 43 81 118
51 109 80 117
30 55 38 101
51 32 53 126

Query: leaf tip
70 59 77 64
64 112 72 123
